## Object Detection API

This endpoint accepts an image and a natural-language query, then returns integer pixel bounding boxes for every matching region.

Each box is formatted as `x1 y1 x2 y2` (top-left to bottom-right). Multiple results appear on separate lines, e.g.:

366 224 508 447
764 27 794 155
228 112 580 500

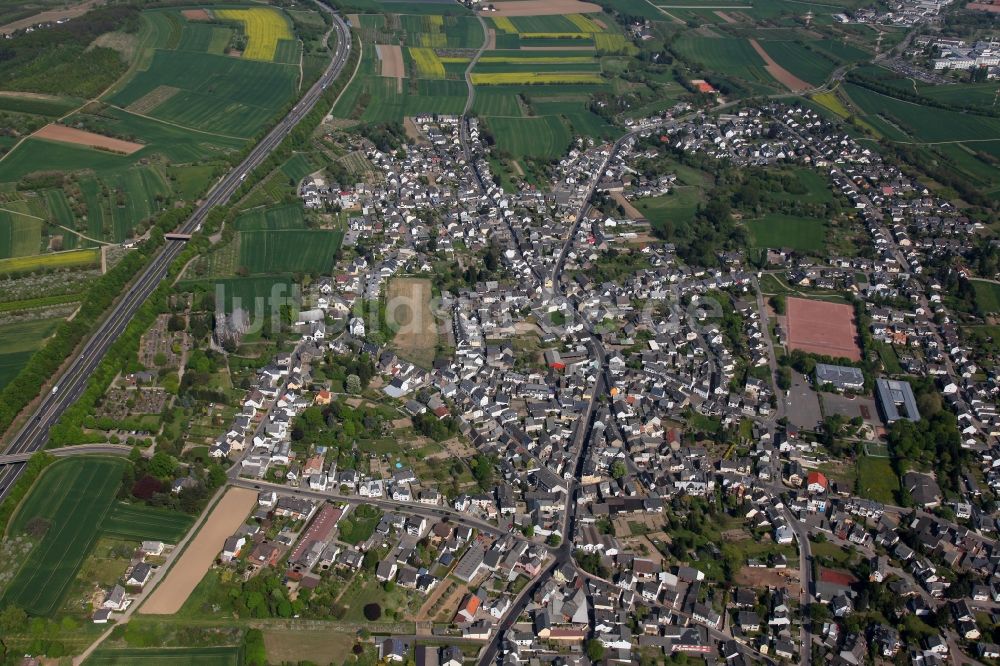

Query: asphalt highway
0 9 353 501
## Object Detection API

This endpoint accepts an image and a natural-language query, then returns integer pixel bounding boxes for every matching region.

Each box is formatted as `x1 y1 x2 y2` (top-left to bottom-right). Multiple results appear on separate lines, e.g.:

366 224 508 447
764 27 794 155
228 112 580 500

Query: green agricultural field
86 647 241 665
234 203 305 231
102 503 194 542
757 40 837 87
0 139 133 183
487 115 571 159
932 142 1000 198
42 189 77 230
0 209 41 258
239 229 343 274
399 14 484 49
4 457 126 616
333 42 468 122
843 83 1000 150
472 87 524 116
746 213 827 253
108 50 298 138
0 318 62 390
673 35 776 90
180 276 298 314
177 22 232 55
972 279 1000 314
281 154 316 182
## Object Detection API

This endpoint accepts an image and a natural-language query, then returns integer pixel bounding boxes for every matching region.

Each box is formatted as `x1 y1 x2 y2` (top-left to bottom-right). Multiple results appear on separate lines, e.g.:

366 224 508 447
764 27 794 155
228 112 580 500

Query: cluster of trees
412 412 458 442
470 454 495 491
290 399 391 461
1 6 139 97
888 404 963 499
120 447 227 514
317 352 375 391
358 122 409 154
586 247 651 283
727 168 841 221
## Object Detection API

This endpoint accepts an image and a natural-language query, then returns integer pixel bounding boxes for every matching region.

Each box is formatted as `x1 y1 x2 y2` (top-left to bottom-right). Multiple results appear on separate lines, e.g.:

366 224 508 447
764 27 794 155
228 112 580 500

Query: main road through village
0 7 353 500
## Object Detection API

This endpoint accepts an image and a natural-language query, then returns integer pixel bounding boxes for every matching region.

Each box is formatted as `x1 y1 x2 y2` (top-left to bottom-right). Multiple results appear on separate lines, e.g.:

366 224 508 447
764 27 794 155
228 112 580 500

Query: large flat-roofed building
876 378 920 423
815 363 865 392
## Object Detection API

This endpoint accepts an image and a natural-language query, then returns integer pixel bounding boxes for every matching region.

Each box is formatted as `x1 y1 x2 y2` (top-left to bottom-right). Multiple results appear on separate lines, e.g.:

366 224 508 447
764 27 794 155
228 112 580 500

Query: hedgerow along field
2 457 195 616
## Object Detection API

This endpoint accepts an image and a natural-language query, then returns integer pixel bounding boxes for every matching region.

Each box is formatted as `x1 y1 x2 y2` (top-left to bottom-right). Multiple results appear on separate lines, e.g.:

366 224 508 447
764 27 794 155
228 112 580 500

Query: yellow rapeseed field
0 248 99 274
471 72 603 85
492 16 517 33
566 14 603 32
479 56 595 64
409 47 445 78
215 8 292 61
419 33 447 48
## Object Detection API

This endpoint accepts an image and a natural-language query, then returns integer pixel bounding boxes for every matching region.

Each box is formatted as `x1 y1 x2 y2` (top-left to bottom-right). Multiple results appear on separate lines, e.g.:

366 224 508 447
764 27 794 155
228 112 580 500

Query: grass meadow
747 214 827 253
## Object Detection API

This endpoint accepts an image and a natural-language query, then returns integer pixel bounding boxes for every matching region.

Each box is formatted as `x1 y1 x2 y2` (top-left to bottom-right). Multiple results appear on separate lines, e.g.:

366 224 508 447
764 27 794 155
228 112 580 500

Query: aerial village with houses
5 1 1000 664
83 98 1000 666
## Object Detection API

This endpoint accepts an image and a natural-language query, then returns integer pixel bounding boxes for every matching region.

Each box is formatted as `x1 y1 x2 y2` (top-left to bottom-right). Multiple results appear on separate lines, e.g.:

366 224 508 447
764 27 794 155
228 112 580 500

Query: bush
363 603 382 621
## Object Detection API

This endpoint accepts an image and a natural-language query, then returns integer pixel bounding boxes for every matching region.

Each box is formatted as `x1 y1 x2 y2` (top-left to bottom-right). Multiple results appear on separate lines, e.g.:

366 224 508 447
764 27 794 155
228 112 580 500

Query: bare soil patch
182 8 212 20
89 31 138 60
346 13 361 25
126 85 181 115
485 27 496 50
610 191 644 221
404 117 425 143
34 124 144 155
786 296 861 361
0 91 67 102
714 10 737 22
749 39 811 92
376 44 405 81
140 487 257 614
967 1 1000 11
387 277 438 369
736 565 801 591
0 0 102 36
484 0 602 16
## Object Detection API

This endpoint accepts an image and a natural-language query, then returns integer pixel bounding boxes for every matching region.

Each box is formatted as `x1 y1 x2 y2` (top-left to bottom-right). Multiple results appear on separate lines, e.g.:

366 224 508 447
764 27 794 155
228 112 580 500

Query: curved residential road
0 8 354 500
